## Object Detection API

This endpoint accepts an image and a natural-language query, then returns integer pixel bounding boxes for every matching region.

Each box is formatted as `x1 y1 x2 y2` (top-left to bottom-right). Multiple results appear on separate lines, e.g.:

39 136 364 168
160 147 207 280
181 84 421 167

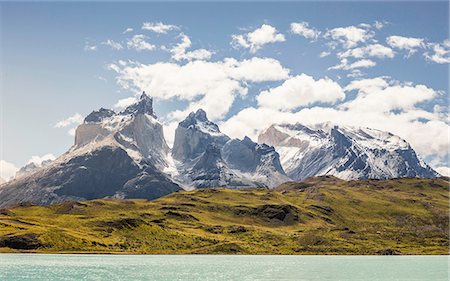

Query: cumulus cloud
434 166 449 176
109 57 289 120
329 58 376 71
424 40 450 64
231 24 285 53
341 79 437 113
114 97 138 109
386 35 425 57
325 25 374 49
28 154 56 165
55 113 83 128
0 160 18 181
319 51 331 58
170 33 213 61
257 74 345 111
338 44 395 59
142 22 179 33
221 77 448 165
54 113 84 136
127 34 155 51
290 22 320 40
102 39 123 50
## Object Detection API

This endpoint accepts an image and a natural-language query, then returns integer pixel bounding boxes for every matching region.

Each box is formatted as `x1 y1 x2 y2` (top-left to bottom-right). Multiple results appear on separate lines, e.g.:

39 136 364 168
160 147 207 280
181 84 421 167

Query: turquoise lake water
0 254 448 280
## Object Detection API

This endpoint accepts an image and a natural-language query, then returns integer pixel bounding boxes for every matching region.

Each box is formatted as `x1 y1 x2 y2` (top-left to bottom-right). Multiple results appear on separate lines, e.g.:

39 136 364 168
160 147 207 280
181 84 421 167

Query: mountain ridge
258 123 438 181
0 93 440 207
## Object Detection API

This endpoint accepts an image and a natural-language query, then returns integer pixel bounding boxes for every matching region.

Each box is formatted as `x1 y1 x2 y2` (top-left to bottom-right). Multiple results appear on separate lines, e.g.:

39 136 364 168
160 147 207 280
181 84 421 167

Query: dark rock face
187 145 248 188
120 92 156 117
222 137 285 175
0 146 180 207
234 204 299 224
53 147 142 199
84 108 115 123
0 233 42 250
99 218 145 230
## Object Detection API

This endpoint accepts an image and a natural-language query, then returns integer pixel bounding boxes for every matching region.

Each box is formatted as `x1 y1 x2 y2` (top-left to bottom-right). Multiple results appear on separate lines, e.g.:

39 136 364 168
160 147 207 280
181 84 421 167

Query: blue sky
1 1 449 179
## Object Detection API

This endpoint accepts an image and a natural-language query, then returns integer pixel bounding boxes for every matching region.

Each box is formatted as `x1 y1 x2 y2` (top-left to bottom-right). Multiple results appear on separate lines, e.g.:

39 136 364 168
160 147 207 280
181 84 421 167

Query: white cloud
339 44 395 59
231 24 285 53
257 74 345 111
127 34 156 51
0 160 18 181
28 154 56 165
123 28 133 34
170 33 213 61
55 113 84 136
374 21 385 30
424 40 450 64
329 58 376 71
319 51 331 58
142 22 178 33
114 97 138 109
434 166 450 177
84 43 97 52
344 77 389 93
109 57 289 120
386 35 425 56
341 78 437 113
290 22 320 40
221 77 448 166
326 25 374 49
163 121 179 148
102 39 123 50
54 113 83 128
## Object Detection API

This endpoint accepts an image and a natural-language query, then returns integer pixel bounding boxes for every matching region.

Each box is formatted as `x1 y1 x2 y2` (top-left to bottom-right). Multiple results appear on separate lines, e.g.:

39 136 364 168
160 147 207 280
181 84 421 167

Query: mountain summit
0 98 440 207
0 93 180 207
258 123 439 180
121 92 156 117
172 110 289 188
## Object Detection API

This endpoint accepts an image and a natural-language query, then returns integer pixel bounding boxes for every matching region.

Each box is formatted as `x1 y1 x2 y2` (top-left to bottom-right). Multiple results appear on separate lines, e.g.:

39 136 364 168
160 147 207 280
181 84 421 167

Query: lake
0 254 448 280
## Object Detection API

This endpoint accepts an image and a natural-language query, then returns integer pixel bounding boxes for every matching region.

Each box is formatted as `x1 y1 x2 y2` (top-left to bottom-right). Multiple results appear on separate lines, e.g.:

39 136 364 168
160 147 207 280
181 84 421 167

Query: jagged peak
184 109 208 122
193 109 207 121
179 109 223 136
121 91 156 117
84 108 116 123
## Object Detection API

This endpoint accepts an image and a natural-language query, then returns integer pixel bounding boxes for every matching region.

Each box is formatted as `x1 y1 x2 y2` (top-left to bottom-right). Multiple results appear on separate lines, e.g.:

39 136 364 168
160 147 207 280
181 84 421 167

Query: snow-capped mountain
0 93 180 207
172 109 289 188
0 177 5 185
0 93 440 207
258 123 439 180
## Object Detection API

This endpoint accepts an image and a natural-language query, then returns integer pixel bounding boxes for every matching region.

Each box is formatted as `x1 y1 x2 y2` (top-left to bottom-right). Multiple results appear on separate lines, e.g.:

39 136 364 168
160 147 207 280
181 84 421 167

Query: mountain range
0 92 440 207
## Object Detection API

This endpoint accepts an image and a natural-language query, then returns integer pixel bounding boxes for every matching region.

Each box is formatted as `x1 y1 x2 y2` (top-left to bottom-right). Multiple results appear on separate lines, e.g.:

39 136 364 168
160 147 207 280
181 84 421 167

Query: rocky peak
172 109 229 161
121 92 156 117
179 109 218 131
84 108 116 123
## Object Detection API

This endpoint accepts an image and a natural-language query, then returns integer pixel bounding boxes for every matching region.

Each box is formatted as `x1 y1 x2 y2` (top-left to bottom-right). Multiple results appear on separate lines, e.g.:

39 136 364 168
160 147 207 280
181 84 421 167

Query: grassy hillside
0 177 448 255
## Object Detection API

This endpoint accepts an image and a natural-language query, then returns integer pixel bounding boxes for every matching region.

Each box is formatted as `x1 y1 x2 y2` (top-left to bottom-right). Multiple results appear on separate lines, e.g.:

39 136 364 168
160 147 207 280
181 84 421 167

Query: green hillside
0 177 448 255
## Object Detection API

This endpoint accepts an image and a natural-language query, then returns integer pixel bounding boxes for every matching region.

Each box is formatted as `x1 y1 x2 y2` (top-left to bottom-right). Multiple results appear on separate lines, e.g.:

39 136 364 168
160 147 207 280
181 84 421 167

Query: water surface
0 254 448 280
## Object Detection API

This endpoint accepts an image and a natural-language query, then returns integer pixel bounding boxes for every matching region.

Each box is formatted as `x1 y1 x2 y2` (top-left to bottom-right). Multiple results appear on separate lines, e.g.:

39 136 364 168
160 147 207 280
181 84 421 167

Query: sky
1 1 449 180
